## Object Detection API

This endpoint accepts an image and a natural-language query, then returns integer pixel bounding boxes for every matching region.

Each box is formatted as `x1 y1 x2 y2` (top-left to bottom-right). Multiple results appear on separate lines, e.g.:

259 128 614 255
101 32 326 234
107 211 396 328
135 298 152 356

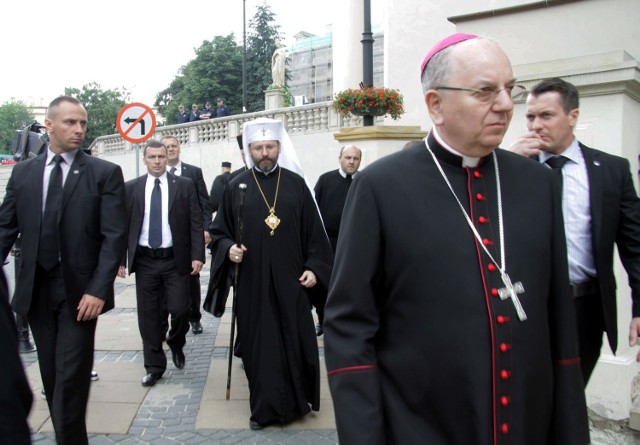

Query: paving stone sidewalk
14 265 338 445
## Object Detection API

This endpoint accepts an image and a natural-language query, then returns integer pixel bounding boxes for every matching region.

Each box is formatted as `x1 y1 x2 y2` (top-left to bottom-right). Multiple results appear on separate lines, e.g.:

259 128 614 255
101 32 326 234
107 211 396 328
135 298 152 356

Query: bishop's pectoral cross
498 272 527 321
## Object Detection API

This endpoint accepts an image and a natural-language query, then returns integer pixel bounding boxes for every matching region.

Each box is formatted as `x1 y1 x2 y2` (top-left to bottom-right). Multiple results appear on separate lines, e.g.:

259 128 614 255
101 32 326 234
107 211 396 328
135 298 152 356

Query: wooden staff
226 183 247 400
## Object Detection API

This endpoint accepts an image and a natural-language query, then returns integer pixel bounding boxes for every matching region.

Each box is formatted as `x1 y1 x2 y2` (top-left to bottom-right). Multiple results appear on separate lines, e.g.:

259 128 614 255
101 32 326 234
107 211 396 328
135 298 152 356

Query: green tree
0 101 35 154
246 3 286 112
65 83 129 146
156 34 243 124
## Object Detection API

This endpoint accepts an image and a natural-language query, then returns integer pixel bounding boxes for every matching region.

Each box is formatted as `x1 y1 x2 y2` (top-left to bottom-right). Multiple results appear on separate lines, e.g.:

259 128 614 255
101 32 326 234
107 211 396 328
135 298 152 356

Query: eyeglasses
435 84 527 103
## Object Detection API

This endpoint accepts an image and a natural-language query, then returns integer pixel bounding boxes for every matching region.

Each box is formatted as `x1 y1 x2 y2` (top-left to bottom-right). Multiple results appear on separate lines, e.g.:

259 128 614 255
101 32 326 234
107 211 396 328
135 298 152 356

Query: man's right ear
424 91 444 126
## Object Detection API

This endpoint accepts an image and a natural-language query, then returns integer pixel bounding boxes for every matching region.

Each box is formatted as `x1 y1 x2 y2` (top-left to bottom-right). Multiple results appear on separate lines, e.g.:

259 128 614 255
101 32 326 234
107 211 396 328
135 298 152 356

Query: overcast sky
1 0 376 107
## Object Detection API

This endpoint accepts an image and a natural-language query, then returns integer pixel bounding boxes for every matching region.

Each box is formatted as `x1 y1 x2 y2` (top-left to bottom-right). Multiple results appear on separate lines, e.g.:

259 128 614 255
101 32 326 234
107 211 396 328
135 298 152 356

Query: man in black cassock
314 144 362 252
323 34 590 445
209 161 232 214
312 144 361 336
0 269 32 445
204 117 333 430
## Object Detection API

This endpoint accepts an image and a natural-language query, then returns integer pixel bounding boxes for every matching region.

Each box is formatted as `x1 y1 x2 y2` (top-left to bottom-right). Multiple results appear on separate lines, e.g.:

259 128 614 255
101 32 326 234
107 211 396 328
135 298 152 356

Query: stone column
332 0 364 93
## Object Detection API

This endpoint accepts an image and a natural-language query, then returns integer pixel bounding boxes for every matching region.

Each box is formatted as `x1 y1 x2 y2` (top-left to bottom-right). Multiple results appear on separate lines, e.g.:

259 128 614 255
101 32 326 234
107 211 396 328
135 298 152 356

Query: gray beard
257 161 274 173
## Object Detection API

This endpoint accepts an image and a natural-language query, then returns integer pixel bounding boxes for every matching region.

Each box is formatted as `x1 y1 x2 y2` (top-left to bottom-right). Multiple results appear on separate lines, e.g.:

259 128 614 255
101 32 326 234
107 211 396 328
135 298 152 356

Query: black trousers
134 254 190 375
29 265 96 445
574 291 605 385
188 273 202 323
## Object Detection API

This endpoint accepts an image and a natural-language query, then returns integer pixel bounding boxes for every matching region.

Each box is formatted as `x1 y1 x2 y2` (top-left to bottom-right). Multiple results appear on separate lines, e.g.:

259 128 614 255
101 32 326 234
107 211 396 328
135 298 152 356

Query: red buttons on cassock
497 315 510 324
478 216 488 224
487 263 496 272
500 370 511 380
476 193 486 201
499 343 511 353
501 423 509 434
482 238 493 246
491 288 499 297
500 396 510 407
473 171 482 179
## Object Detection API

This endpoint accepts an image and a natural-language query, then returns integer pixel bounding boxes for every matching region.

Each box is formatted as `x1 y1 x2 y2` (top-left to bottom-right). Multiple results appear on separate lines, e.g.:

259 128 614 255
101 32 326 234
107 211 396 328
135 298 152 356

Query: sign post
116 103 157 177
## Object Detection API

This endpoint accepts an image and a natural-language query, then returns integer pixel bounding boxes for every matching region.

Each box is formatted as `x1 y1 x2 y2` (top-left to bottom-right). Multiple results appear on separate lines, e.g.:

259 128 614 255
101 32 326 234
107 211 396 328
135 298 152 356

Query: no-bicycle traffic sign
116 103 157 143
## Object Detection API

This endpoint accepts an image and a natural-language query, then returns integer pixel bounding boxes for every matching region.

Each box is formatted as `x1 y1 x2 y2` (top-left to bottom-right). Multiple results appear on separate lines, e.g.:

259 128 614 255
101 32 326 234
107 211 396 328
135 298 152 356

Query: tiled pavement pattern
14 265 338 444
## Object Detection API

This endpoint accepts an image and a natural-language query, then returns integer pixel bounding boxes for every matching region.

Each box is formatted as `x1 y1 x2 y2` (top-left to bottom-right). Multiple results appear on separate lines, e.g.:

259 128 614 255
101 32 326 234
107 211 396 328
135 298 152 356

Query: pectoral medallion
253 166 282 236
265 208 281 236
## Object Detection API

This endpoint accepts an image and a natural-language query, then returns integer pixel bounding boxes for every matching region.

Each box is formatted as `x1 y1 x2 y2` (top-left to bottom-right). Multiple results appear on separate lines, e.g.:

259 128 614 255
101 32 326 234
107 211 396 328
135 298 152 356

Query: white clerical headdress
241 117 305 179
244 119 281 145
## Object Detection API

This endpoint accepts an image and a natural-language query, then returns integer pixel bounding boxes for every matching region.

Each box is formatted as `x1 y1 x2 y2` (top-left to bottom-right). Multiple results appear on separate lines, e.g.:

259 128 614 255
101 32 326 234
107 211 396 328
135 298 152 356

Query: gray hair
420 36 492 94
421 46 454 94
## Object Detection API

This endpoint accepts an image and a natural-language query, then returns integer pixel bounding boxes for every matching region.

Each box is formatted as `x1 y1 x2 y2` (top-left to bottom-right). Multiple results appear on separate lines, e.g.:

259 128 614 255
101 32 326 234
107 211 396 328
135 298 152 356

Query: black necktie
170 167 177 175
545 156 568 189
346 174 352 182
149 178 162 248
38 155 63 270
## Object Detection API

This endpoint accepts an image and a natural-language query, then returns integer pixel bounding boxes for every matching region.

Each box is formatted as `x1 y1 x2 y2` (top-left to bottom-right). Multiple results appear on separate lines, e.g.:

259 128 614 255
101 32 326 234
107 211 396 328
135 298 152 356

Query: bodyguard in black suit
162 135 211 334
118 140 205 386
0 96 128 444
510 78 640 383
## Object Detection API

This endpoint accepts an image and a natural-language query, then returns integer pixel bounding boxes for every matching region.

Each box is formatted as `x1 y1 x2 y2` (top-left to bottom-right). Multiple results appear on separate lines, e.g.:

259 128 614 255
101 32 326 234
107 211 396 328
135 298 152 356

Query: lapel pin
73 170 80 174
593 160 601 167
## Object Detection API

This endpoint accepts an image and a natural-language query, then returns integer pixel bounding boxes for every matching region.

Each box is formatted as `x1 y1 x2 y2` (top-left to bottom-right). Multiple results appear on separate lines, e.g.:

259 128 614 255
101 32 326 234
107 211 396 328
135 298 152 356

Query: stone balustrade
89 101 367 158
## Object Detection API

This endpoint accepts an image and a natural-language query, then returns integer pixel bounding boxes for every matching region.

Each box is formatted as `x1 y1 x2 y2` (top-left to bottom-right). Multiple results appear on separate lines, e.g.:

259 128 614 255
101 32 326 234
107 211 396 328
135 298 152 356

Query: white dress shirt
540 138 596 283
139 173 173 248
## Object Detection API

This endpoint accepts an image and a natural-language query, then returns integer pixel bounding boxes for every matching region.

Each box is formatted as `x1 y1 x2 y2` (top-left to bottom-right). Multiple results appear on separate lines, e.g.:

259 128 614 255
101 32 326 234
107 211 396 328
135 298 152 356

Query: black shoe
315 323 323 337
172 348 185 369
141 373 162 387
249 420 264 430
190 321 203 334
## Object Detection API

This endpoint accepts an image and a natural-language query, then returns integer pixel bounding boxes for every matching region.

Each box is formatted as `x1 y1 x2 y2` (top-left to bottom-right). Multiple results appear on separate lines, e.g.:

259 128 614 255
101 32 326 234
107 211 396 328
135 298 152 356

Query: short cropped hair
529 78 579 114
143 139 167 156
47 96 82 119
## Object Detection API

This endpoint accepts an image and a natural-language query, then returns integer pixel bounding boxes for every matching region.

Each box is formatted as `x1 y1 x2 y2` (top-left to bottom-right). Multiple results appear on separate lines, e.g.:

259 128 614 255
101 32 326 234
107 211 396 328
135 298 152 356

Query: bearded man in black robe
205 118 333 430
323 34 590 445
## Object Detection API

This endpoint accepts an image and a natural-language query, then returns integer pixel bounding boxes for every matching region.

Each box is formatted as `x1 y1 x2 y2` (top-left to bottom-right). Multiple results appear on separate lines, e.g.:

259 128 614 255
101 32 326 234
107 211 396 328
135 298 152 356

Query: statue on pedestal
271 40 286 87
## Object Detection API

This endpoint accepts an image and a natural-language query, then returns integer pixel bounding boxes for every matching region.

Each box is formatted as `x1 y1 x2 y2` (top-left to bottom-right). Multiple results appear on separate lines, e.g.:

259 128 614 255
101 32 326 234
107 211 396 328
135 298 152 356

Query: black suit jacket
0 149 127 318
124 173 205 275
580 143 640 352
178 162 212 227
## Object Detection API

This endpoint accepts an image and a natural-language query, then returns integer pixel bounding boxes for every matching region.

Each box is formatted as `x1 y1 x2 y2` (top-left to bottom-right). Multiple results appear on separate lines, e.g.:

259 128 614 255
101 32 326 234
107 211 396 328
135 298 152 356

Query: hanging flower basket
349 106 388 117
333 86 405 120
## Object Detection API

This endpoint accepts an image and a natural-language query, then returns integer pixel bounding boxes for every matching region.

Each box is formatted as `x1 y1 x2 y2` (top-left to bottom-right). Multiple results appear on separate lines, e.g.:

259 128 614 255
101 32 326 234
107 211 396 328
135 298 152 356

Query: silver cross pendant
498 272 527 321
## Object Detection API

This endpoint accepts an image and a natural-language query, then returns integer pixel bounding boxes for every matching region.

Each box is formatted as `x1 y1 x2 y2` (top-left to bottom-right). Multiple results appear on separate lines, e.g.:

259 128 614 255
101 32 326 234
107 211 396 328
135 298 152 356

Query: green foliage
0 101 35 154
267 84 293 107
156 34 242 124
65 83 129 147
151 3 288 117
246 3 287 112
